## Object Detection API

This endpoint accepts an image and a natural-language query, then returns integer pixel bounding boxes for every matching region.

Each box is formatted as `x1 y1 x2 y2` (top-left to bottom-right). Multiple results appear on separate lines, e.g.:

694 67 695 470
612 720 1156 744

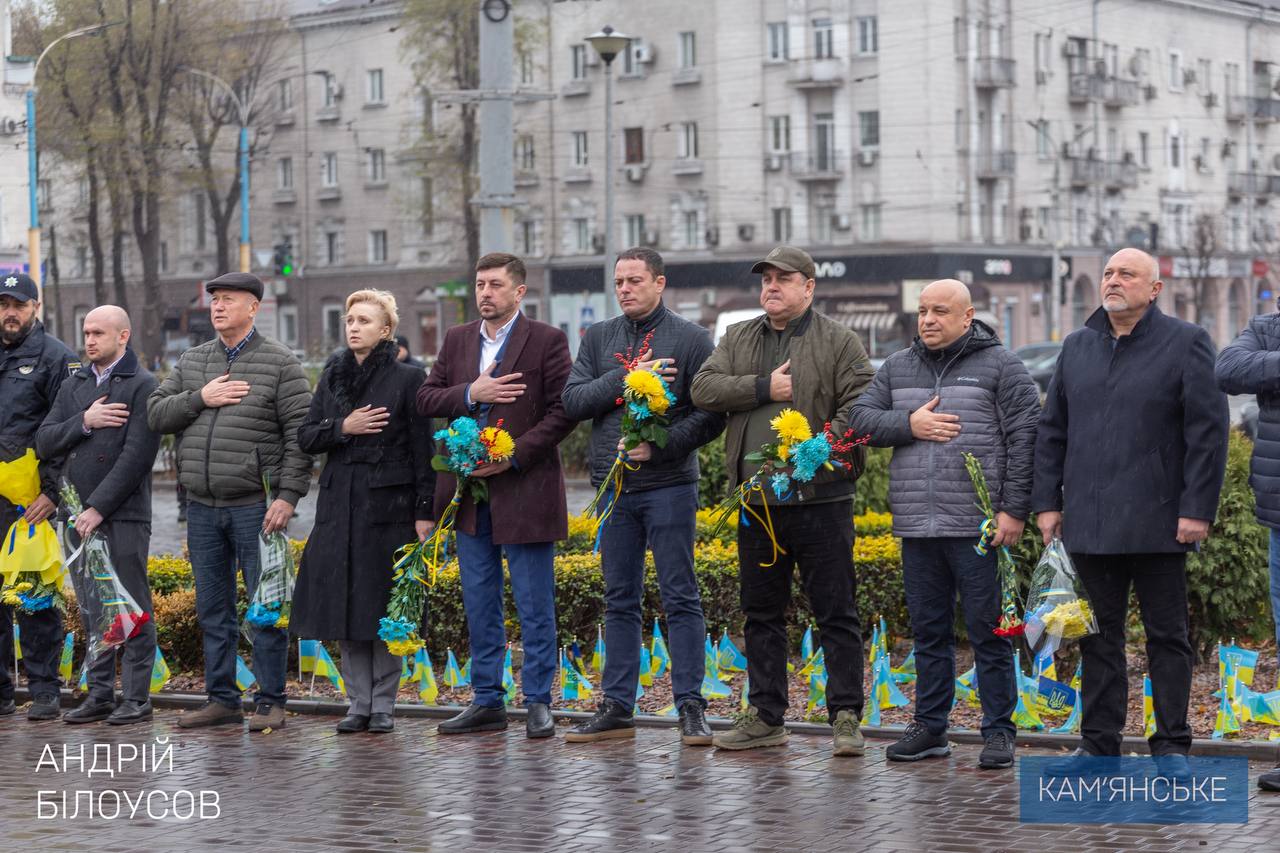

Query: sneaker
712 707 788 751
27 693 61 721
248 702 285 732
832 709 865 757
1259 765 1280 792
885 722 950 762
177 701 243 729
565 698 635 742
678 701 713 746
979 731 1015 769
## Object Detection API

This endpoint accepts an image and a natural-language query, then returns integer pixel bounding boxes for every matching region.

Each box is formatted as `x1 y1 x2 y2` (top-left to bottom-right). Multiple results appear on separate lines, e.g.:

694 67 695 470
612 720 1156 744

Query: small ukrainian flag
313 643 345 695
235 655 258 692
58 632 74 683
298 639 318 675
416 649 438 704
150 648 171 693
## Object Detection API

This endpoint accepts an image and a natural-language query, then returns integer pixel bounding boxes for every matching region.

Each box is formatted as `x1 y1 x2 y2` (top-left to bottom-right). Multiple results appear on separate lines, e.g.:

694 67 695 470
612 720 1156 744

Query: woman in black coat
293 289 436 734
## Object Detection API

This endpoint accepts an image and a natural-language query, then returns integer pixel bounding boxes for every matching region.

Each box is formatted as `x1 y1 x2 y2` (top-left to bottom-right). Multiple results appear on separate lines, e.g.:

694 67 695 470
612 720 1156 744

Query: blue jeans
600 483 705 712
188 501 288 708
456 503 557 707
901 537 1016 739
1270 529 1280 666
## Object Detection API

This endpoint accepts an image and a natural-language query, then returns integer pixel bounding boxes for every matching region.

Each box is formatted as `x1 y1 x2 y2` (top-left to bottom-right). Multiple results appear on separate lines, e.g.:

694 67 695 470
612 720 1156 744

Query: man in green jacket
147 272 312 732
691 246 875 755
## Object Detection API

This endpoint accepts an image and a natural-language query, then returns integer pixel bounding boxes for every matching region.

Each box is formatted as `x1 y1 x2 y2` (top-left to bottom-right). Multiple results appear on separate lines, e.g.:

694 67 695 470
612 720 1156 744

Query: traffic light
272 240 294 277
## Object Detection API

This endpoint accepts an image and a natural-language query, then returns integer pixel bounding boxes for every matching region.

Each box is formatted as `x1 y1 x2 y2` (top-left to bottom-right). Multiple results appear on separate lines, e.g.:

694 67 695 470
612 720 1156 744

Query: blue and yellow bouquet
586 330 678 536
709 410 869 565
424 416 516 571
244 474 296 634
1 450 65 613
378 539 432 656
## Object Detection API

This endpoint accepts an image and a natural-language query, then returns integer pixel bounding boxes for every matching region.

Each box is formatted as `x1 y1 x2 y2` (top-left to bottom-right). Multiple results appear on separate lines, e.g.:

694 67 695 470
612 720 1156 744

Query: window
322 152 338 187
76 245 87 277
1169 49 1183 92
277 79 293 111
518 219 537 255
322 74 337 107
814 205 833 244
160 240 168 272
367 148 386 183
621 40 637 76
683 211 700 248
368 229 388 264
324 231 340 265
1197 58 1212 94
573 218 590 253
769 115 791 152
860 205 882 241
78 177 89 204
366 69 385 104
571 44 587 80
1034 32 1051 78
1225 61 1240 98
813 18 834 59
36 179 50 210
679 32 696 68
1169 132 1182 169
517 135 536 170
771 207 792 242
572 131 589 167
678 122 699 159
323 304 343 349
625 214 646 247
278 157 293 190
280 305 298 347
767 22 789 61
624 128 644 164
519 51 534 85
859 111 880 148
193 193 207 250
421 178 434 236
1138 131 1150 168
857 16 878 55
1036 120 1051 158
1036 207 1051 241
1134 48 1151 80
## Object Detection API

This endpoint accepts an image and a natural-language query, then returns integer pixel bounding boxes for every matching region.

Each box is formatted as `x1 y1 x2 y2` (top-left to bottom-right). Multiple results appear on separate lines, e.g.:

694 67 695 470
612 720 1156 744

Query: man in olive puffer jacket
850 279 1040 770
148 272 312 732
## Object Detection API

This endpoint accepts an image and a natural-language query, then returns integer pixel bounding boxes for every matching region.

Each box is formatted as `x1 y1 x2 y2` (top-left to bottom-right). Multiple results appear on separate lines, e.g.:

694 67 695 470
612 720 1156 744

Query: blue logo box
1020 756 1249 824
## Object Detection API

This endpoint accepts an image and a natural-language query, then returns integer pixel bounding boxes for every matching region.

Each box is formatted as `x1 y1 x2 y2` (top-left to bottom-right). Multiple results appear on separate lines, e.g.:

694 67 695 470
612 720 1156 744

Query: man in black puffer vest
562 247 725 745
851 279 1040 770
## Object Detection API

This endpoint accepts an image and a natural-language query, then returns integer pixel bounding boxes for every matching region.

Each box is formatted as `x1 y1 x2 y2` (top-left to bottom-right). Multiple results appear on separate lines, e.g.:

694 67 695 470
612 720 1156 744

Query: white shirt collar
92 352 126 382
481 311 520 345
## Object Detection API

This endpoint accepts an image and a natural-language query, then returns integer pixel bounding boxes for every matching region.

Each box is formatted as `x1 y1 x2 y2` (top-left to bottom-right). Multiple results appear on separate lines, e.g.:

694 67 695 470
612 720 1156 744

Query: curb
21 688 1280 761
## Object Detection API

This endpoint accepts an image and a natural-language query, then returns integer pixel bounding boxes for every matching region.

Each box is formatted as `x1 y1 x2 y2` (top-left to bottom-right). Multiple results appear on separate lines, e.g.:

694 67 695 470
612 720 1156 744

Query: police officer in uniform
0 273 79 720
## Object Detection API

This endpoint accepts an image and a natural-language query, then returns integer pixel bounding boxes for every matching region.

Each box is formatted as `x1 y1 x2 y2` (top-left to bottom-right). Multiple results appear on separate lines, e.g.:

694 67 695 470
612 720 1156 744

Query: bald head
82 305 131 367
1101 248 1162 332
917 279 976 350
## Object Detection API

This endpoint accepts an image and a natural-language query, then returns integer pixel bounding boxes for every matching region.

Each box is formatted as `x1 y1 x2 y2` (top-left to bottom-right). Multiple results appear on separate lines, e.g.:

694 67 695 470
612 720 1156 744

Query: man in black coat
1033 247 1228 764
0 273 79 720
37 306 161 725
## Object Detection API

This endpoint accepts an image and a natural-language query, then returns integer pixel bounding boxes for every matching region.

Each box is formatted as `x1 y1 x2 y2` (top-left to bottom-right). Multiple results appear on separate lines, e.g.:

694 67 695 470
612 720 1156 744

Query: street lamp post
27 22 120 290
585 25 631 319
180 66 252 273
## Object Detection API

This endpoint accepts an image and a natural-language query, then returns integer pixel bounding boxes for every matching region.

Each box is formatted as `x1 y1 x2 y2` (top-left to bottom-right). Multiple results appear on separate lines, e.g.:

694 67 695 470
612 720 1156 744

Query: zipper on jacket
924 336 972 536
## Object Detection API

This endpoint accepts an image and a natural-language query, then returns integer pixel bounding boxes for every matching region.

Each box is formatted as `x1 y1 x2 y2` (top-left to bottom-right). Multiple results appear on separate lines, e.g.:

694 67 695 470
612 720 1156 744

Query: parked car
1014 341 1063 394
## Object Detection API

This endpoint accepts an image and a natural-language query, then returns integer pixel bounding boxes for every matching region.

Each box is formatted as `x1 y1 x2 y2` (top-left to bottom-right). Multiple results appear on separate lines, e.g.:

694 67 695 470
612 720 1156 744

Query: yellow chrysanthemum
624 368 666 401
386 638 424 657
648 392 671 415
480 426 516 461
770 409 812 444
777 444 791 462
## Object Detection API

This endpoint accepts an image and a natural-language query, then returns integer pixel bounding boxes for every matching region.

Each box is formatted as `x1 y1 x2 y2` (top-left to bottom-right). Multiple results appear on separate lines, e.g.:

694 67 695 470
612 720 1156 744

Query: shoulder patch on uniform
18 364 33 374
67 362 81 376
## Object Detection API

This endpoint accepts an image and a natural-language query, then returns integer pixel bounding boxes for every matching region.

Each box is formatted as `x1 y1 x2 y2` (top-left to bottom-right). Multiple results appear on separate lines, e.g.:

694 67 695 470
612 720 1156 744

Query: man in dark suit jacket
36 306 161 725
417 252 575 739
1033 248 1228 767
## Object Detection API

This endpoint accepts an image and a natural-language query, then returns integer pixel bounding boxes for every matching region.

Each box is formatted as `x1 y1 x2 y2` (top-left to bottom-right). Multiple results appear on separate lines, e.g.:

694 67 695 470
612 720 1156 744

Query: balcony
563 166 592 183
973 57 1016 89
1067 156 1104 187
671 157 704 176
790 149 844 181
974 149 1016 180
1228 171 1280 196
787 57 845 89
272 188 297 205
1104 160 1139 190
560 79 590 98
1246 96 1280 121
514 169 539 188
1068 72 1104 104
316 105 340 123
275 110 296 128
317 185 341 201
1226 95 1247 122
671 67 701 86
1103 77 1140 108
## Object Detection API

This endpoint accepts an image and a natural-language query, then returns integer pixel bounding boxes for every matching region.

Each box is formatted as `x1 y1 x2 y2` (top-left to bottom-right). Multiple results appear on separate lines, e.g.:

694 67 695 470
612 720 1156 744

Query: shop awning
834 311 899 331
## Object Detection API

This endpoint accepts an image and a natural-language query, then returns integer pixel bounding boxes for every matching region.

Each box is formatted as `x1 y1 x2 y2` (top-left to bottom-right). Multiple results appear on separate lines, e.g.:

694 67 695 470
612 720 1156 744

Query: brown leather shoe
177 701 243 729
247 702 286 732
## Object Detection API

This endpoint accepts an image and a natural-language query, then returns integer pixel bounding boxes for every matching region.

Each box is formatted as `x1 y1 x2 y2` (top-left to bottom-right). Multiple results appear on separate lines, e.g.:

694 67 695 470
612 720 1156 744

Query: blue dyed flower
627 401 653 421
246 601 283 628
19 593 53 611
770 472 793 500
433 417 488 476
790 435 831 482
377 617 417 642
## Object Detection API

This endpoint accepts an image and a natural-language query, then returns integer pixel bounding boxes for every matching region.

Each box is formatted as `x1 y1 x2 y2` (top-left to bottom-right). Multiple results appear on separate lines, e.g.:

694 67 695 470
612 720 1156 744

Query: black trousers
1073 552 1193 756
738 500 863 726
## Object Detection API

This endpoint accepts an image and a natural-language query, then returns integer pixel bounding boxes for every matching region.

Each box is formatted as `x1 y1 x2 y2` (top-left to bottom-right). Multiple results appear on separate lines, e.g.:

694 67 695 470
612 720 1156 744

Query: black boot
565 698 635 743
678 700 713 746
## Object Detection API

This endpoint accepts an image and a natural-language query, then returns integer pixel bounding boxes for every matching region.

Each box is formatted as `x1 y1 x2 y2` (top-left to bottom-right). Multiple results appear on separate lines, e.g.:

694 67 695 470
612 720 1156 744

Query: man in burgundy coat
417 252 575 738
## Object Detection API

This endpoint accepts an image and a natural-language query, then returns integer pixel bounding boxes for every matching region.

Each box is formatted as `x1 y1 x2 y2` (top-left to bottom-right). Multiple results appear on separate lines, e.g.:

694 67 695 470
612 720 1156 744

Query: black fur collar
330 339 396 413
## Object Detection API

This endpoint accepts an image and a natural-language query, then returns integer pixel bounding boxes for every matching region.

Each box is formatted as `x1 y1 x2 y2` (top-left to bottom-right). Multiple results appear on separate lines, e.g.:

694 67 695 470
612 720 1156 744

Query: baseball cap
0 272 40 303
751 246 816 280
205 272 264 301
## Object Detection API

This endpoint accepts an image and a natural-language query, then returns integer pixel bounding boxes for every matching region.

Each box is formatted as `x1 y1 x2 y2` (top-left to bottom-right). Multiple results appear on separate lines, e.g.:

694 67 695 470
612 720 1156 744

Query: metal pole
476 5 515 256
239 124 251 273
26 87 39 288
602 61 615 318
